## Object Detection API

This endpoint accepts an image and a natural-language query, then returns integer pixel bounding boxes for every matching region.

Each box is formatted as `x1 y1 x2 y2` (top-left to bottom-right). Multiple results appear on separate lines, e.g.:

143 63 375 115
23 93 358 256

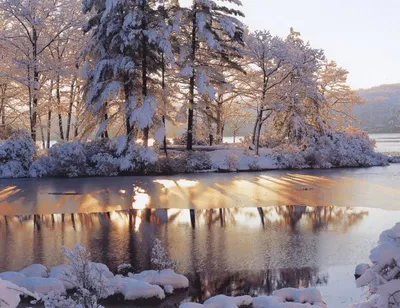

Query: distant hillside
354 83 400 133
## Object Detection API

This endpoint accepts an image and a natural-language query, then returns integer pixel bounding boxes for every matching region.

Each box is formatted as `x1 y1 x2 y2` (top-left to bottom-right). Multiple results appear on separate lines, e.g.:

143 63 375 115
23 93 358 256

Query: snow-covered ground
0 129 392 179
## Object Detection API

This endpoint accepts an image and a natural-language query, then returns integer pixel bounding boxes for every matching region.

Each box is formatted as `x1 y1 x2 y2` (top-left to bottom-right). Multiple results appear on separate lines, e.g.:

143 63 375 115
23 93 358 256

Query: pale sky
241 0 400 89
183 0 400 90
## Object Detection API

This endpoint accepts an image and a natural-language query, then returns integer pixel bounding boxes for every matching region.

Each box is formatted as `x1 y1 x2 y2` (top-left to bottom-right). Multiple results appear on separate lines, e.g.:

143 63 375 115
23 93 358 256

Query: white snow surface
354 264 370 277
48 265 75 290
15 277 66 296
130 269 189 289
164 284 174 294
19 264 48 278
109 275 165 300
180 288 326 308
208 148 277 171
0 278 37 308
0 272 26 284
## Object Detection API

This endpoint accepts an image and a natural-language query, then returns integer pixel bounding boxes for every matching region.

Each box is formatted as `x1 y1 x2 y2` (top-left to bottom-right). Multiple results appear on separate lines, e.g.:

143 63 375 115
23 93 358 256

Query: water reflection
0 207 366 278
1 165 400 215
1 205 398 306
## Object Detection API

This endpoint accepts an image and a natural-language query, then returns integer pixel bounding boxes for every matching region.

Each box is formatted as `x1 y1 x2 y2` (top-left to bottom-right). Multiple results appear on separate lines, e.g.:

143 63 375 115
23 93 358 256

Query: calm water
1 165 400 307
369 133 400 153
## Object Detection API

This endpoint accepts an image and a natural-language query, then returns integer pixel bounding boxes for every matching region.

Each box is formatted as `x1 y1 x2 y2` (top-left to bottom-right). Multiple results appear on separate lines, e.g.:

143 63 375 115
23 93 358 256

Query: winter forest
0 0 391 178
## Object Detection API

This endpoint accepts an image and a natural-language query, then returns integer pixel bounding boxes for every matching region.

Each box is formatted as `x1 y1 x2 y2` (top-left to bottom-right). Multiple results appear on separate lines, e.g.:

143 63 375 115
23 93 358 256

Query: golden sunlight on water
0 165 400 215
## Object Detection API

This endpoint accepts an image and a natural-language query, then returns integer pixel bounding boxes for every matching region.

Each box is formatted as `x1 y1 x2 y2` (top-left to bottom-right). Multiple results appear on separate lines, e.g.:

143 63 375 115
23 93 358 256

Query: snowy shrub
86 153 119 176
272 128 388 169
224 152 239 171
151 238 175 270
185 151 212 172
248 157 262 171
39 244 115 308
46 142 87 177
147 155 187 174
272 144 307 169
0 130 37 178
118 144 157 173
349 222 400 308
173 132 208 146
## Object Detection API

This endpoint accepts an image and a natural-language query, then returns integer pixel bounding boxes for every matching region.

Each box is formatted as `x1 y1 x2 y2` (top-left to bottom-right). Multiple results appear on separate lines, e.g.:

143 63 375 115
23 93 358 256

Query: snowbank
180 288 326 308
15 277 66 296
48 265 75 290
0 272 26 284
130 269 189 289
109 275 165 301
19 264 48 278
0 278 37 308
351 221 400 307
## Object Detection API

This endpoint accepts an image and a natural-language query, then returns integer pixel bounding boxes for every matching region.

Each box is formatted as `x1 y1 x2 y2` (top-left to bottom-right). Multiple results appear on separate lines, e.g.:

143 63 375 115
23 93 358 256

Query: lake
1 163 400 307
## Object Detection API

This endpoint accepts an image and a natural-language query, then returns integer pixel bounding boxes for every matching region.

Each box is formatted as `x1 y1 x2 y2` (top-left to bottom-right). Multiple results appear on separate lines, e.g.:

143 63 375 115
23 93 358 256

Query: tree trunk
39 116 45 149
31 29 39 142
56 74 64 140
187 8 197 151
161 52 168 156
47 79 53 148
216 101 223 143
102 102 109 139
0 84 6 127
124 80 134 142
66 76 76 141
141 0 149 147
255 68 268 154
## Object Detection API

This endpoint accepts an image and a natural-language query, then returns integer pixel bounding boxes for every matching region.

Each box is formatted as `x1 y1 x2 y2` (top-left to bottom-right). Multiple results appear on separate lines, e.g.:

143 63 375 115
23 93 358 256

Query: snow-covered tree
270 29 326 146
0 0 82 142
177 0 245 150
82 0 176 147
317 60 363 128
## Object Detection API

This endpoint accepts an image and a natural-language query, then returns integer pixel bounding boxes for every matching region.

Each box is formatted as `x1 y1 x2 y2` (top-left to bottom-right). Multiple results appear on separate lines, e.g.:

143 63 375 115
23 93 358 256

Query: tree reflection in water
0 205 367 301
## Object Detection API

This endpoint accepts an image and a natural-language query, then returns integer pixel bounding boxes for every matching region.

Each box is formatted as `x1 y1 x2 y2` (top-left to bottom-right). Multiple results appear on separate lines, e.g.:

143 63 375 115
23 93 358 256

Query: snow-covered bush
147 155 188 174
272 128 388 169
151 238 175 270
0 130 37 178
39 244 115 308
349 222 400 308
173 132 208 146
185 151 212 172
45 142 87 177
118 144 157 173
224 152 239 171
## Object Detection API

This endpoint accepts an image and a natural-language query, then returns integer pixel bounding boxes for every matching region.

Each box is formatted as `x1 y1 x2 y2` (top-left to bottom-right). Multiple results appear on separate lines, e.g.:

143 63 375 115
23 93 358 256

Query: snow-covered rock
15 277 66 296
90 262 114 279
164 284 174 294
49 265 75 290
130 269 189 289
273 288 325 306
204 295 253 308
19 264 48 278
110 275 165 301
252 295 283 308
180 288 326 308
0 272 26 284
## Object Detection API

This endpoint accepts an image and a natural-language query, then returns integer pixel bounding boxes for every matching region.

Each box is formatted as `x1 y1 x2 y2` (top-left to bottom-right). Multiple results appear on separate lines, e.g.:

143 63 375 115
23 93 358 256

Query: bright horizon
182 0 400 90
